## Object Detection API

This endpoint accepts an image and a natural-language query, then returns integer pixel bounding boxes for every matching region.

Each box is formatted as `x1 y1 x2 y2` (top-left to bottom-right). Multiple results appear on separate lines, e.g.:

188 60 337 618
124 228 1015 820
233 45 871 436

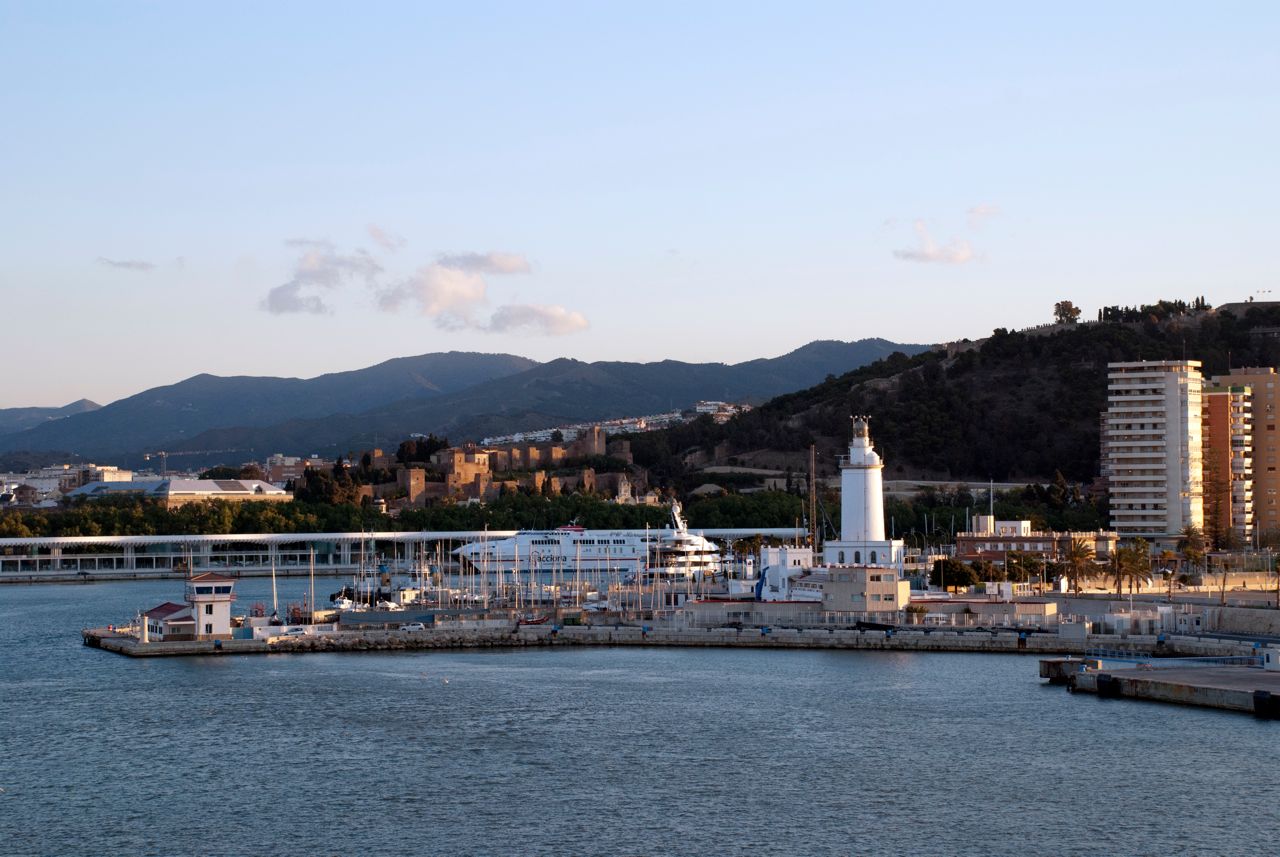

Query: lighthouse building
756 417 910 615
822 416 906 572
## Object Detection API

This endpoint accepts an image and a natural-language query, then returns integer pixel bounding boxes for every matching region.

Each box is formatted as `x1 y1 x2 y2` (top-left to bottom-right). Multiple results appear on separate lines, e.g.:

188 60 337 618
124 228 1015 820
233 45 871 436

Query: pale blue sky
1 2 1276 407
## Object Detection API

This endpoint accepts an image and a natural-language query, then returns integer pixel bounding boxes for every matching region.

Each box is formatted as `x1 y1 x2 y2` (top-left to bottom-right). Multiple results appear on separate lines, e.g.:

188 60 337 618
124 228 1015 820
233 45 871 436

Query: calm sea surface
0 578 1274 857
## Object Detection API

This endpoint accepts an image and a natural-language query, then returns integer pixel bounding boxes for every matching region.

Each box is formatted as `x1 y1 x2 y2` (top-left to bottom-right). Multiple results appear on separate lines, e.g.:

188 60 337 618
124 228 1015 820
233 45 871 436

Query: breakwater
83 623 1258 659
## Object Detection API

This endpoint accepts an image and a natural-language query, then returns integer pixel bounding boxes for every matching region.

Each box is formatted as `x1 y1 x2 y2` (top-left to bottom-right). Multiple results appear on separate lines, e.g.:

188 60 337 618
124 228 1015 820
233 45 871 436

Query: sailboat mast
308 547 315 624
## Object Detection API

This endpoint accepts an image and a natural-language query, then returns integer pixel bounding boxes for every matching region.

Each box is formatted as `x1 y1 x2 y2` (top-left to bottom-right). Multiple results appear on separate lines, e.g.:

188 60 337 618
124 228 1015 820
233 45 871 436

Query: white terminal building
758 417 909 616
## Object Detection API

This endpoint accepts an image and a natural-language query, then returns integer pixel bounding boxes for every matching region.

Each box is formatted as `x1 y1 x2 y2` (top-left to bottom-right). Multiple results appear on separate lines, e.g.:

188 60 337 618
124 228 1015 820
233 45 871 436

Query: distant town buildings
0 463 133 507
480 401 751 446
266 453 329 485
354 428 656 509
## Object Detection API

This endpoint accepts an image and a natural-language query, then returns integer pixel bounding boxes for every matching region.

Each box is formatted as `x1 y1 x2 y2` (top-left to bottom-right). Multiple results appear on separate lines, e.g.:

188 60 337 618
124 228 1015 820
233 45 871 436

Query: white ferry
453 502 721 577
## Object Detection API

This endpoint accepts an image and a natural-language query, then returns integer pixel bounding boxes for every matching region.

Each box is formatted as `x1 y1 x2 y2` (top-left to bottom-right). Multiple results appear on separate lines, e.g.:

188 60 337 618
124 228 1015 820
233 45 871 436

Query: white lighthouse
823 416 904 571
840 416 885 543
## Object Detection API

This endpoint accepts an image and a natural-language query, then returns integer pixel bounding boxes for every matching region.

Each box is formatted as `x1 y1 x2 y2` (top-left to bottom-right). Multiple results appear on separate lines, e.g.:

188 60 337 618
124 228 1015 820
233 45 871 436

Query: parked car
400 622 427 632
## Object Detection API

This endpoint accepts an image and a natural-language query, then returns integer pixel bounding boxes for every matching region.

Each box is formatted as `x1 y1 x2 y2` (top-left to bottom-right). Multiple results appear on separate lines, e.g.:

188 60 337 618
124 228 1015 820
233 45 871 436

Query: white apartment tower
1102 361 1204 544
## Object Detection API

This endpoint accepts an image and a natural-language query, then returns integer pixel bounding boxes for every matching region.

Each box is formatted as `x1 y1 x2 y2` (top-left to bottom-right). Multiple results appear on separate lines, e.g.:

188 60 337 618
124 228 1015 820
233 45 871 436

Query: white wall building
185 572 236 639
1102 361 1204 545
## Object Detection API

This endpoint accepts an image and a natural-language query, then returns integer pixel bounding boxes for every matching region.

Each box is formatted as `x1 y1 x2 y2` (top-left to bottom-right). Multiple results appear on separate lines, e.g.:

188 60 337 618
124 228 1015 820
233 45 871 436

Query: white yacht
636 502 722 580
453 502 721 577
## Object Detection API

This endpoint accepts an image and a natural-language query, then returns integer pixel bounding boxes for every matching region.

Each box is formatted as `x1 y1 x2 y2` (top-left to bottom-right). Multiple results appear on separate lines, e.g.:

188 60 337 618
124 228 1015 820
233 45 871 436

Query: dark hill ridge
0 399 100 436
166 339 929 461
0 352 537 458
0 338 928 462
627 305 1280 484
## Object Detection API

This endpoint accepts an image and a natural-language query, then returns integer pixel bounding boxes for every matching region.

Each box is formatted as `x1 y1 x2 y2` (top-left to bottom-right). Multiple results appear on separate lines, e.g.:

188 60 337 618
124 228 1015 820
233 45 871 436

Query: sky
1 2 1276 408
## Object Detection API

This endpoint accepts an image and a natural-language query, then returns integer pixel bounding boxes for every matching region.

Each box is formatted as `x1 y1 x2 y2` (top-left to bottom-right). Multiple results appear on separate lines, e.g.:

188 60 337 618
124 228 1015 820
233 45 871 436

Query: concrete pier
1068 665 1280 717
83 623 1261 660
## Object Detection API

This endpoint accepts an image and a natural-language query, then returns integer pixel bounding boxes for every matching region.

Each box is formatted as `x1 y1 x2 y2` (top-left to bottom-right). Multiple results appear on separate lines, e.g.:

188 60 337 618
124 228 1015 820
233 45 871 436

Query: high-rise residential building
1212 367 1279 536
1202 385 1253 545
1101 361 1204 544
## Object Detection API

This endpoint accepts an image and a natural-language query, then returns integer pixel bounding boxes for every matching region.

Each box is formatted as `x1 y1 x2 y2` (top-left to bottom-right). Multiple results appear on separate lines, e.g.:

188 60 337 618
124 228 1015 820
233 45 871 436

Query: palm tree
1062 537 1095 595
1177 525 1206 579
1112 539 1151 596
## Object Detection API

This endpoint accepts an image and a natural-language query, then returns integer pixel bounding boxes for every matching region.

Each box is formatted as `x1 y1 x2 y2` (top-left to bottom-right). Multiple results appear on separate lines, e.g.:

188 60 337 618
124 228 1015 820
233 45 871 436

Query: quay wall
1070 670 1278 715
84 624 1260 659
1199 605 1280 638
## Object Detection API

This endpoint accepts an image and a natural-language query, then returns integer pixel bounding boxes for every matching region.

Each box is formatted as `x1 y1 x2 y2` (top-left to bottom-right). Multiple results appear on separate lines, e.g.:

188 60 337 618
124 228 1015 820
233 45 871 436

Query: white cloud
261 239 584 333
262 281 329 314
262 239 383 314
97 257 155 272
487 304 589 336
966 203 1001 228
376 264 489 328
893 221 975 265
367 224 406 252
436 251 532 275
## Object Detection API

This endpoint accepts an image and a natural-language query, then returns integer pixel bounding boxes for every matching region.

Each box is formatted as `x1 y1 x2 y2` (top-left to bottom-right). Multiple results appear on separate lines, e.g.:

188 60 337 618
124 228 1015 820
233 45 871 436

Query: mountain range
0 339 929 466
0 400 101 436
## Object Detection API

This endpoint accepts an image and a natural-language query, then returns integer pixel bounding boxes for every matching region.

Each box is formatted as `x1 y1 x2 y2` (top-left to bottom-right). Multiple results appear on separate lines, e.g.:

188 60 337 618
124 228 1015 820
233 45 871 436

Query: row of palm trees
1059 525 1209 595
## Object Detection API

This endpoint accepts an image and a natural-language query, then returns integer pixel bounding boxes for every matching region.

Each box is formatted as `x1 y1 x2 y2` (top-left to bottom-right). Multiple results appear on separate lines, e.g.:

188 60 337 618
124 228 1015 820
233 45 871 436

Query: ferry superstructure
453 502 721 576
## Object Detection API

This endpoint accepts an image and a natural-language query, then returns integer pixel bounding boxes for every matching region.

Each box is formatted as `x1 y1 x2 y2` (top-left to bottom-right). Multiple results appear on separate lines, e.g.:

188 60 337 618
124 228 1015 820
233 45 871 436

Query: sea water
0 578 1274 856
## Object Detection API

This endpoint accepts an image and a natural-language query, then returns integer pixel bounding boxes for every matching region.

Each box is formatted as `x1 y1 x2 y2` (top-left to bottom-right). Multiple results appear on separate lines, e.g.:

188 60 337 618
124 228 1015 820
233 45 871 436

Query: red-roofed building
143 602 195 641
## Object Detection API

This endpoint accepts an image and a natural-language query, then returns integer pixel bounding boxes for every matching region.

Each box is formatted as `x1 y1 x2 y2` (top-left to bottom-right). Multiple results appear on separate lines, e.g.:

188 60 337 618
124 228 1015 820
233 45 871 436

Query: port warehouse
0 528 803 577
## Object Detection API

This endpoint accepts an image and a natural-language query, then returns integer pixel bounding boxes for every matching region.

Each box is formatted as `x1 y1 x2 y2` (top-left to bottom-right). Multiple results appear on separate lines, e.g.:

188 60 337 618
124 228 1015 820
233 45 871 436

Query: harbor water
1 578 1275 856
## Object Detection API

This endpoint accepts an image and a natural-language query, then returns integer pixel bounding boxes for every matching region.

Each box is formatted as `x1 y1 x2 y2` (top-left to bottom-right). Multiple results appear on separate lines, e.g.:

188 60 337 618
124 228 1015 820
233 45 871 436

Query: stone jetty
84 623 1257 659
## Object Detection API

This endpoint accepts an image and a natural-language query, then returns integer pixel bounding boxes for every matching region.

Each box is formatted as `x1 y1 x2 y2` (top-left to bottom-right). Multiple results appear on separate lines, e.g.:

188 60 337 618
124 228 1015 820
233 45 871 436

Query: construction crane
143 449 247 477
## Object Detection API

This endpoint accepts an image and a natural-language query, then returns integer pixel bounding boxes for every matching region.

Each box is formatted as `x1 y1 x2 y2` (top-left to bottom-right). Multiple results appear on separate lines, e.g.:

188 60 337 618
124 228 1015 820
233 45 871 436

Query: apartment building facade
1202 384 1253 545
1101 361 1204 545
1212 367 1278 537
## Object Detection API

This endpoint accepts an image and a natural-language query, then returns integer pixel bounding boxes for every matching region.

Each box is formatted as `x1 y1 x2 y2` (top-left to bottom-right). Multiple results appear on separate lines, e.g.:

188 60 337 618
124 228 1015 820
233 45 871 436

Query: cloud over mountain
376 264 489 328
488 303 589 335
261 237 583 334
263 240 383 314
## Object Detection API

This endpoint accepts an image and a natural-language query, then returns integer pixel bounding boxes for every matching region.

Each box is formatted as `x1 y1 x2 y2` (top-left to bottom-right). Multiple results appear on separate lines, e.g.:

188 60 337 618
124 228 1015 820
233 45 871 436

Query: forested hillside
628 302 1280 483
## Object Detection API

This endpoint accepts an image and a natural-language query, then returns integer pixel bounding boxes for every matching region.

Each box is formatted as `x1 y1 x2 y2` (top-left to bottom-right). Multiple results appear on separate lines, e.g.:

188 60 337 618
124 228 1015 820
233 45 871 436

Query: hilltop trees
396 435 449 464
1053 300 1082 324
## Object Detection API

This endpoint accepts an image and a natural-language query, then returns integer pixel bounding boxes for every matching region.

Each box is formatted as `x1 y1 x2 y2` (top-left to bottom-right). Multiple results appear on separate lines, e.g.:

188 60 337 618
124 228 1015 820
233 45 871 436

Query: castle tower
840 416 886 543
